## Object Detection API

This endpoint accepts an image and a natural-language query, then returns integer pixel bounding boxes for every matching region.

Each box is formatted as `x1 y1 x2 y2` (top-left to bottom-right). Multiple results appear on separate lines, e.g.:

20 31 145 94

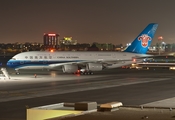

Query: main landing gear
78 69 94 75
73 70 94 75
81 71 94 75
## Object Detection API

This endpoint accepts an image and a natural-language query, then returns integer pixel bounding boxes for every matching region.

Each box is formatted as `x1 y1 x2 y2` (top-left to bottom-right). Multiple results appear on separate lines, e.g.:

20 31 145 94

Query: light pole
161 42 166 52
158 36 163 55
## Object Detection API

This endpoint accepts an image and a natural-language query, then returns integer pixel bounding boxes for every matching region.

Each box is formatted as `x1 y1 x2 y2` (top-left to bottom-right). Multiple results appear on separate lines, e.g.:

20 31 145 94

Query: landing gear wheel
81 72 94 75
15 70 20 75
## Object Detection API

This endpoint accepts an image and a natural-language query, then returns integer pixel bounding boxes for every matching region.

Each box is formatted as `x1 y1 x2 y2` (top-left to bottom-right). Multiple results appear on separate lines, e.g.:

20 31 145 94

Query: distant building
43 33 59 47
60 37 77 45
87 44 99 51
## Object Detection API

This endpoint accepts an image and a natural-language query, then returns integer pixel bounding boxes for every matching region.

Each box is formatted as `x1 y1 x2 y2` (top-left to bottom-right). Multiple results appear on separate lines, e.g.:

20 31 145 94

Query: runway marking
0 77 171 102
9 93 24 96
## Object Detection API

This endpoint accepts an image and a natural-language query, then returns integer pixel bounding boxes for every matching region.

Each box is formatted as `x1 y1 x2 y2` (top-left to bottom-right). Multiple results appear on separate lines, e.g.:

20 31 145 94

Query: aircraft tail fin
124 23 158 54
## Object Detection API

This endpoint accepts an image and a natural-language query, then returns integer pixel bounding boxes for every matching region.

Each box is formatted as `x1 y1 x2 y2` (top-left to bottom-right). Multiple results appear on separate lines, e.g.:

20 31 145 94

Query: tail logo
138 34 152 47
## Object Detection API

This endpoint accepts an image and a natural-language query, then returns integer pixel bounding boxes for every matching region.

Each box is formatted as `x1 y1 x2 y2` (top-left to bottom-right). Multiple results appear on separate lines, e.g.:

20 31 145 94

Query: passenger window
40 56 42 59
35 56 38 59
49 56 52 59
44 56 47 59
30 56 33 59
25 56 28 59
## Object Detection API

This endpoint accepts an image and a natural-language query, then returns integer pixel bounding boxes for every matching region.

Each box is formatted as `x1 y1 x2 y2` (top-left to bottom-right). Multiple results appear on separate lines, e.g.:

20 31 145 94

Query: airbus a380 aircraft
7 23 158 74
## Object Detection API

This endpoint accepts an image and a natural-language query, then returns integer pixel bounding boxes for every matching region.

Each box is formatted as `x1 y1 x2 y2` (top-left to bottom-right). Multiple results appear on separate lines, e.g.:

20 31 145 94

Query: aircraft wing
48 59 139 69
48 60 95 68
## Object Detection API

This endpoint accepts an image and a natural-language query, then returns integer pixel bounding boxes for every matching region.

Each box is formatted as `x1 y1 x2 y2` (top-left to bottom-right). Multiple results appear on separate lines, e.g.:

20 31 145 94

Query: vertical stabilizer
124 23 158 54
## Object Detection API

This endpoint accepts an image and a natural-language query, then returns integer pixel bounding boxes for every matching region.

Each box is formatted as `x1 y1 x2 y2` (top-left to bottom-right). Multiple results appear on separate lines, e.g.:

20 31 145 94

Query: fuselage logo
138 34 152 47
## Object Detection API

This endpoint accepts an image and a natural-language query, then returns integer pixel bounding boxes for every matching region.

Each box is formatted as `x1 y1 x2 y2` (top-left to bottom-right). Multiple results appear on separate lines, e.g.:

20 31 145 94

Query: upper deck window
35 56 38 59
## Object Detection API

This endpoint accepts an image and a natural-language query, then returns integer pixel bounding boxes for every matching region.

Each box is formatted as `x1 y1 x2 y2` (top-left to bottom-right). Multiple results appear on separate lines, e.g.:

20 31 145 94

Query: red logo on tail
138 34 151 47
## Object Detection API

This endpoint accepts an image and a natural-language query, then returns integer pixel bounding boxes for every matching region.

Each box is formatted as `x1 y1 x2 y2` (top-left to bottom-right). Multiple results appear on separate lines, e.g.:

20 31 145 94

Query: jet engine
62 64 78 73
86 63 103 71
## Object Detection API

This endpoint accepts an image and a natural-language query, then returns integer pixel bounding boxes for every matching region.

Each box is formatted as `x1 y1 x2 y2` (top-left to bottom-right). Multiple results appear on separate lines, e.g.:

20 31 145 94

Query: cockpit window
12 57 16 60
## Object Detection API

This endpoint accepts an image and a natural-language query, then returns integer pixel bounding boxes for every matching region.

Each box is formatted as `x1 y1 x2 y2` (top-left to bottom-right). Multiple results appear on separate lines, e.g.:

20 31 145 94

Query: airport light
158 36 163 55
132 58 136 62
158 36 163 40
162 42 165 44
50 49 54 52
161 41 166 52
126 43 131 46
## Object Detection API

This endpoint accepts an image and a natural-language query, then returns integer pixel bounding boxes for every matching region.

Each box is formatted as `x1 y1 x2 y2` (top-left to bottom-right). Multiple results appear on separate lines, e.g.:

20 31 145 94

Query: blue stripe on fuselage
7 60 84 69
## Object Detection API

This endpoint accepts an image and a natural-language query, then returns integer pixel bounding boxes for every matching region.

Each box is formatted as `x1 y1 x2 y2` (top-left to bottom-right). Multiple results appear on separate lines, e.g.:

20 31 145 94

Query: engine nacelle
86 63 103 71
62 64 78 73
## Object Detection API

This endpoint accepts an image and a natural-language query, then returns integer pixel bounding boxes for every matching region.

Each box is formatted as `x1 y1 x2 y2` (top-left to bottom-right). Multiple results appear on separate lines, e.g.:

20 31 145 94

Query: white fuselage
7 51 150 72
11 51 146 61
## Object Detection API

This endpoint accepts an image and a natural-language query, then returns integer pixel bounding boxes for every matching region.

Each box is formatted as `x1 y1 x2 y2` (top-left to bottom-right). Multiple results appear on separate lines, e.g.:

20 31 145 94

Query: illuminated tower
43 33 60 47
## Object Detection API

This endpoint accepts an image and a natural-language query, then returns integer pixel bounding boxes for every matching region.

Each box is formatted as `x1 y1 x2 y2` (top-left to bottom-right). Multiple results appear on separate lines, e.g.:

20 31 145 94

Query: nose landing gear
15 70 20 75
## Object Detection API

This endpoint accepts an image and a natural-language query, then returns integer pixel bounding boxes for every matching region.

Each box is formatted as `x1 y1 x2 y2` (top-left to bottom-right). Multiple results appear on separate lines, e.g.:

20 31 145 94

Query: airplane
7 23 158 75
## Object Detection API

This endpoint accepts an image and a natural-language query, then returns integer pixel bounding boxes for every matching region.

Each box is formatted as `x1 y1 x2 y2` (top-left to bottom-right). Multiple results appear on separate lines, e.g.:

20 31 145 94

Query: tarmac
1 67 175 120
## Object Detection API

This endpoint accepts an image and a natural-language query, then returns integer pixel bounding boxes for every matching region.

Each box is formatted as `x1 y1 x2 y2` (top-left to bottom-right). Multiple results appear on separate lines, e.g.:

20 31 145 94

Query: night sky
1 0 175 45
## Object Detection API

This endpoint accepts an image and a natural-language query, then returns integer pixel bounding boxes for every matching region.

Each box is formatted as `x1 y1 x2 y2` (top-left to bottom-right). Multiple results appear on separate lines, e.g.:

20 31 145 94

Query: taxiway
0 68 175 120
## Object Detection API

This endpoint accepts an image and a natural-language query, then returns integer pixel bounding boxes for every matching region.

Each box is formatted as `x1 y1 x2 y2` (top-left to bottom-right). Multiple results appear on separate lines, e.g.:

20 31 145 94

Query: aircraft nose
6 60 12 67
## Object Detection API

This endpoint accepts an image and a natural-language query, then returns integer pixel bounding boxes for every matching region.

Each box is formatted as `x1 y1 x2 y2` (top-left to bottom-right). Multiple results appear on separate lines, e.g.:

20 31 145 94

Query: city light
48 34 56 36
50 49 54 52
162 42 165 44
126 43 131 46
158 36 163 40
64 37 72 40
